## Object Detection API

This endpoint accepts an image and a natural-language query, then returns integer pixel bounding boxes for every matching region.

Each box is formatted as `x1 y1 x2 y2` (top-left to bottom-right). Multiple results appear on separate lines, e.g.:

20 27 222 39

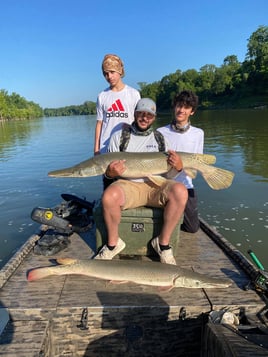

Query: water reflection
0 119 43 161
195 109 268 179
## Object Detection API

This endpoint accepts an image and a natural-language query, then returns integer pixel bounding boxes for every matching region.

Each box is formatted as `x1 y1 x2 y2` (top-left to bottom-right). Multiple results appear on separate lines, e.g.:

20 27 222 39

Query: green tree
245 25 268 94
198 64 216 92
139 81 160 103
43 100 96 117
211 55 241 94
0 90 43 120
246 25 268 73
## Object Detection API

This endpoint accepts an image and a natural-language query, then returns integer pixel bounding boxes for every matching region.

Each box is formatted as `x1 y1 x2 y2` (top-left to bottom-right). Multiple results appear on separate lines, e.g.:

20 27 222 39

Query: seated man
94 98 188 265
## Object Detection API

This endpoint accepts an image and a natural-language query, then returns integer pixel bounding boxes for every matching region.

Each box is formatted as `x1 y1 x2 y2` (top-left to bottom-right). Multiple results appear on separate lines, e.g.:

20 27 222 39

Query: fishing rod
248 249 265 270
247 249 268 294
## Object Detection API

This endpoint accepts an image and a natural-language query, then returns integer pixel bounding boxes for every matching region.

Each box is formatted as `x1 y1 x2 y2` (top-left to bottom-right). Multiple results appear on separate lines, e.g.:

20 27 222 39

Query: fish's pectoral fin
184 168 197 178
147 175 167 187
109 280 129 285
56 258 78 265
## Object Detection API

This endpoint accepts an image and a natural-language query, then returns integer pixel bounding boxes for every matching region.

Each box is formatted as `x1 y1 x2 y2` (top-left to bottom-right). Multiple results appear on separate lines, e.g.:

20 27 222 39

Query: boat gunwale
199 217 259 281
0 225 48 289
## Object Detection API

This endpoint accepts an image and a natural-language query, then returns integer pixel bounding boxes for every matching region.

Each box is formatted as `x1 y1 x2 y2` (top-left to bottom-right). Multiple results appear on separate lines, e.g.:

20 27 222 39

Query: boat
0 195 268 356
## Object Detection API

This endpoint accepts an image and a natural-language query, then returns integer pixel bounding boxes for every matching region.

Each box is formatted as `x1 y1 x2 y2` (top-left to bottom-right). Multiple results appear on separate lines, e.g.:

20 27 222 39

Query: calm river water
0 110 268 269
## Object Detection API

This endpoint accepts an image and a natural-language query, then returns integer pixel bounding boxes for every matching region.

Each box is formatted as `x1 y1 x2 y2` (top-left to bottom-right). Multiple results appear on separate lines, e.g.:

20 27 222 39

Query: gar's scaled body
28 258 232 290
48 151 234 190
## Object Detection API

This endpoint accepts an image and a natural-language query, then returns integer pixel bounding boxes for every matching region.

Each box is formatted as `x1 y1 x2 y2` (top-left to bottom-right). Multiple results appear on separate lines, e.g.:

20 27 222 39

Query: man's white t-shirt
108 128 170 182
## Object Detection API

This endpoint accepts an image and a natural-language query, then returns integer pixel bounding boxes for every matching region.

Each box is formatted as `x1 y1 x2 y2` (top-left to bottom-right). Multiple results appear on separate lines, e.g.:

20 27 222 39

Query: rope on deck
0 226 46 289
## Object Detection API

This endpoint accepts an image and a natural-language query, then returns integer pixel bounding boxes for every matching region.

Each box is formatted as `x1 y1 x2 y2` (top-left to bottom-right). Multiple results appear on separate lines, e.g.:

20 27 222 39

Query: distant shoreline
1 99 267 121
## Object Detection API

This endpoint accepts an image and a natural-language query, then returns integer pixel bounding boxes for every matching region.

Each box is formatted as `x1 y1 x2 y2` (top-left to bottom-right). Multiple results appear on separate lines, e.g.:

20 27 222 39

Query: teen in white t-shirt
94 54 140 155
96 85 140 153
158 90 204 233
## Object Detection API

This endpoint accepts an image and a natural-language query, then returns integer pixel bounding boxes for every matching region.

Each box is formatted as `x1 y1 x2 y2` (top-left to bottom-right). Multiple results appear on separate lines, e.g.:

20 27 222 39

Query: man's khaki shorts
111 179 177 210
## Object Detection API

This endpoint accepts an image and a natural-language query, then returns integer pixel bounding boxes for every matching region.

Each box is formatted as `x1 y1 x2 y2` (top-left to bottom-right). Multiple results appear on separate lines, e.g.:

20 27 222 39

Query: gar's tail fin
202 167 235 190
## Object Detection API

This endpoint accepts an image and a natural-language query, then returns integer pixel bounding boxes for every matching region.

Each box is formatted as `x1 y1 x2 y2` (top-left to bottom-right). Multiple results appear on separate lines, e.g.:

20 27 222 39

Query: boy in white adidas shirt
94 54 140 156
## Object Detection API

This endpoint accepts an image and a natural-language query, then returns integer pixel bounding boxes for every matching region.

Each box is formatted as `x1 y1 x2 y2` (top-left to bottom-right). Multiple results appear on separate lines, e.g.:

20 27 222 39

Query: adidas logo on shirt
107 99 128 118
108 99 124 111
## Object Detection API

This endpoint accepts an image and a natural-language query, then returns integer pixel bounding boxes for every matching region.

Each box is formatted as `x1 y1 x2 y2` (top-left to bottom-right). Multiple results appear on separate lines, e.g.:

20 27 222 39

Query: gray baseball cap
135 98 156 116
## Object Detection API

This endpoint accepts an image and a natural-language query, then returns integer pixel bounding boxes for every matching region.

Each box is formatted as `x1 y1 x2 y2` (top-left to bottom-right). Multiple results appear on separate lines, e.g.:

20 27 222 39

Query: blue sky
0 0 267 108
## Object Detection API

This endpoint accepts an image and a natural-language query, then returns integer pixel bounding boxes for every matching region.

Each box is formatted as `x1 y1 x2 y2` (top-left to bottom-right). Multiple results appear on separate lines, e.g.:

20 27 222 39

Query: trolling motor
248 249 268 295
31 194 95 256
31 194 95 234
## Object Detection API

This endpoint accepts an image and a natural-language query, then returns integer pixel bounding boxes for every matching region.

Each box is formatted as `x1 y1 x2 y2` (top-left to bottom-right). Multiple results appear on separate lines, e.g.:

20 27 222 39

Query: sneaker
151 237 176 265
94 238 126 260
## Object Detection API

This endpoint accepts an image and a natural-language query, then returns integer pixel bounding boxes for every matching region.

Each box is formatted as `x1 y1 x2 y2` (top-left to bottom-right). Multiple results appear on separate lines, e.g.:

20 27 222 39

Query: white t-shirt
158 125 204 188
96 85 140 153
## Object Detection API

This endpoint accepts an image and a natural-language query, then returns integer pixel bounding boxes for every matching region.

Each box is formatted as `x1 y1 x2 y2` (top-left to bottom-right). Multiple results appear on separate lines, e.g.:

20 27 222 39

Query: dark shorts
102 175 117 190
181 188 200 233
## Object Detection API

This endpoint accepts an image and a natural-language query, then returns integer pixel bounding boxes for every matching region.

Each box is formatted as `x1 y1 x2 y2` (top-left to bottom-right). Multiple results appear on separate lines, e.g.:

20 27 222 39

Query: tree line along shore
1 26 267 121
